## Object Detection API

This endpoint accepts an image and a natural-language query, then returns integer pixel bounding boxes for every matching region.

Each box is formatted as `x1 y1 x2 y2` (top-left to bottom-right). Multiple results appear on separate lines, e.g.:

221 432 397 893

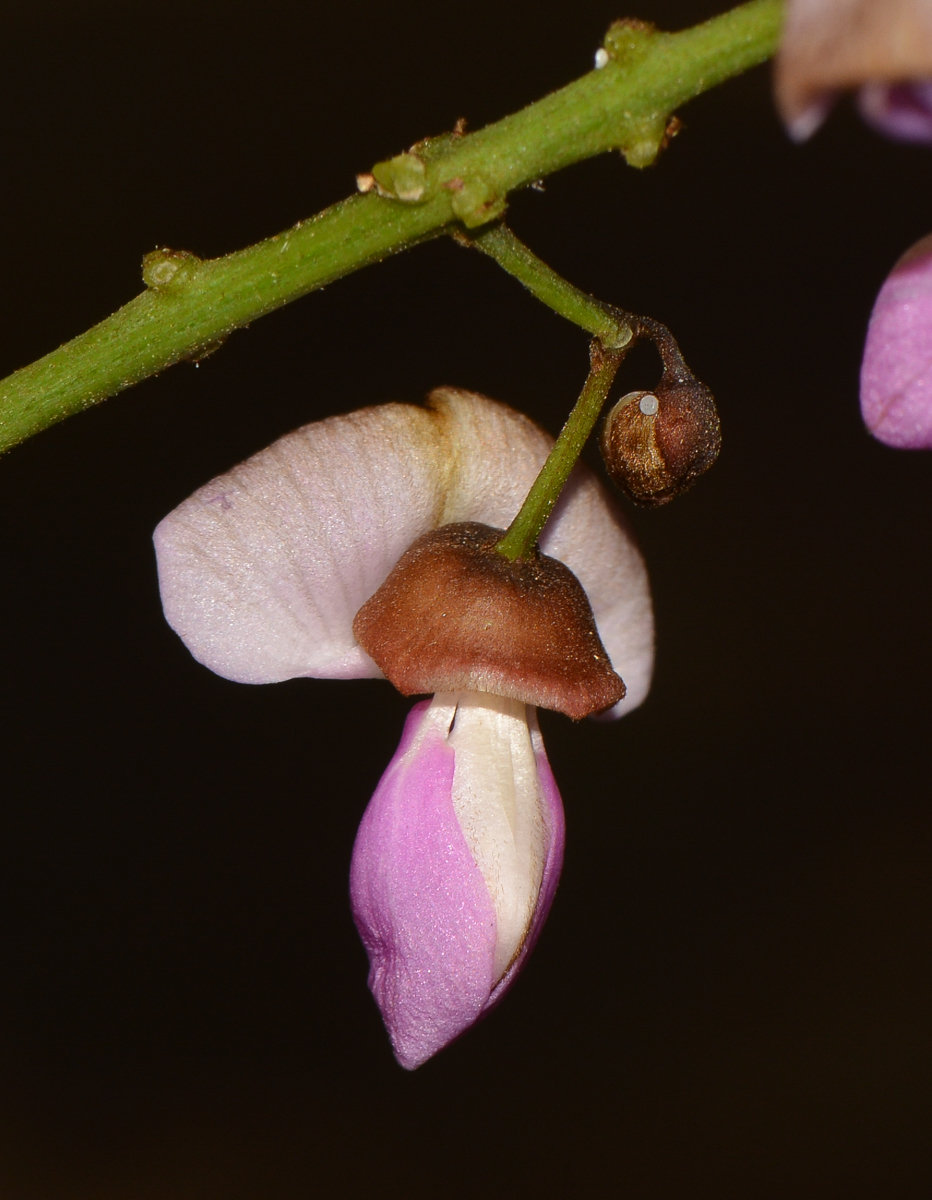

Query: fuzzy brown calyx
599 377 721 507
352 522 626 720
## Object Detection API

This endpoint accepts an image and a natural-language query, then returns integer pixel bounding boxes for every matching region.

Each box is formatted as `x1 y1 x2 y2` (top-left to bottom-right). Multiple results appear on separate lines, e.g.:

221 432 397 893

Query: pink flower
774 3 932 450
154 388 653 1065
775 0 932 142
861 233 932 448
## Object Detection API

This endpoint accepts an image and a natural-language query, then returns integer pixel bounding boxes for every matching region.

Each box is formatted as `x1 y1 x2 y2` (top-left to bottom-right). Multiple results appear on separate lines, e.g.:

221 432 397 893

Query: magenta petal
349 700 497 1070
861 233 932 449
858 81 932 144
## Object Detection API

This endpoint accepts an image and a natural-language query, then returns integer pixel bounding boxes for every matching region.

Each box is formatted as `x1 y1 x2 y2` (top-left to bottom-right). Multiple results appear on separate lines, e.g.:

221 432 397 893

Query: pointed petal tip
784 97 834 142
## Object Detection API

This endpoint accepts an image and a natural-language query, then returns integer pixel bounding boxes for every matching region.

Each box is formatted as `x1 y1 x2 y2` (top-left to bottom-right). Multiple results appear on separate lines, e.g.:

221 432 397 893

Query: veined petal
775 0 932 141
154 404 449 684
154 388 653 710
349 692 564 1069
861 233 932 449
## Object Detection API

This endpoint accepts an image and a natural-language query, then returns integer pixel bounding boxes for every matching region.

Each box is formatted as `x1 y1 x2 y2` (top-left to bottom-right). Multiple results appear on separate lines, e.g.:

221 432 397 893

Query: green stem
496 341 626 561
465 225 633 349
0 0 783 453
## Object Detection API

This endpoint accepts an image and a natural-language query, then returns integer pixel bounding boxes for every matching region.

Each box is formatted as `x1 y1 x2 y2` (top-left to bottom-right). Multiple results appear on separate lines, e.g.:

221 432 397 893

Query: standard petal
155 388 653 709
775 0 932 141
154 404 449 683
861 233 932 449
349 698 497 1070
540 468 654 718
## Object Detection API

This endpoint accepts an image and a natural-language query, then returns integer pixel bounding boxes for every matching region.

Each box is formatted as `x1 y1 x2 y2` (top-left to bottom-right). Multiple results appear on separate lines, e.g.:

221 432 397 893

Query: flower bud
352 521 626 720
599 378 721 507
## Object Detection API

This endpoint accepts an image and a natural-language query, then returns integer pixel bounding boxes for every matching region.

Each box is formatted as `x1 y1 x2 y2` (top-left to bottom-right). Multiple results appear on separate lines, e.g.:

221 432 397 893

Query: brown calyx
352 522 626 720
599 378 721 507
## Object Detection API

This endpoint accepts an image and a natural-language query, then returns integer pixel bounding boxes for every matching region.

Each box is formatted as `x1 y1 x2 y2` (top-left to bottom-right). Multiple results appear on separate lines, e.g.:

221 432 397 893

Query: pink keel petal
350 701 497 1070
861 233 932 449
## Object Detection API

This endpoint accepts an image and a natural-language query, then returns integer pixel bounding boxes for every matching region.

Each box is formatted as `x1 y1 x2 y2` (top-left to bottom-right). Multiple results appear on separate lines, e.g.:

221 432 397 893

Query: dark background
1 1 930 1196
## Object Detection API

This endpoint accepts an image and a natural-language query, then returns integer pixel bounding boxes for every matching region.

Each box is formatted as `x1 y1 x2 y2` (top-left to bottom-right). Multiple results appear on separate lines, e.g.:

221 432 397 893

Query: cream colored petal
446 692 547 982
775 0 932 139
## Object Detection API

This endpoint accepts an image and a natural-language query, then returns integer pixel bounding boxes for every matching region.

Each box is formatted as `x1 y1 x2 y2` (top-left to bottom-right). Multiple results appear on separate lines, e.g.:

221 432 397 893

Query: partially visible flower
861 233 932 448
775 0 932 142
774 3 932 449
154 388 653 1065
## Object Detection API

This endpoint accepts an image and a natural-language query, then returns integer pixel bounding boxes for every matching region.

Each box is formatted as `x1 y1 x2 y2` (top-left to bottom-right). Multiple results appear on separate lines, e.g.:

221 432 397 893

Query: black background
1 1 931 1196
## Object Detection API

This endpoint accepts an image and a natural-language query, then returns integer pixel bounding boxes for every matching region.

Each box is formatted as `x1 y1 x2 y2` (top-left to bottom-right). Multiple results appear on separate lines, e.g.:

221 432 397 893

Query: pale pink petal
154 404 448 683
775 0 932 140
155 389 653 710
540 469 654 718
861 232 932 448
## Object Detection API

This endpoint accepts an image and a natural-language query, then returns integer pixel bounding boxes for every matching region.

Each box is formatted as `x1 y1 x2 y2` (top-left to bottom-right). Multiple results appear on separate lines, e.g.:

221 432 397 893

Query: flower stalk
495 340 626 561
463 224 633 349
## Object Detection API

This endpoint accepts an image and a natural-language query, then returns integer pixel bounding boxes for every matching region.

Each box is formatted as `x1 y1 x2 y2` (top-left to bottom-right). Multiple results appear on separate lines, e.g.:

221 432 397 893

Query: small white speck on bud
594 48 610 69
639 394 659 415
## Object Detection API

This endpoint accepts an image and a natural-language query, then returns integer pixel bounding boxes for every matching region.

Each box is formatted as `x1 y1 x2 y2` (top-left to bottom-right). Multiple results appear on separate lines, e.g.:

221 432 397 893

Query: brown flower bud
599 377 721 507
352 522 626 720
